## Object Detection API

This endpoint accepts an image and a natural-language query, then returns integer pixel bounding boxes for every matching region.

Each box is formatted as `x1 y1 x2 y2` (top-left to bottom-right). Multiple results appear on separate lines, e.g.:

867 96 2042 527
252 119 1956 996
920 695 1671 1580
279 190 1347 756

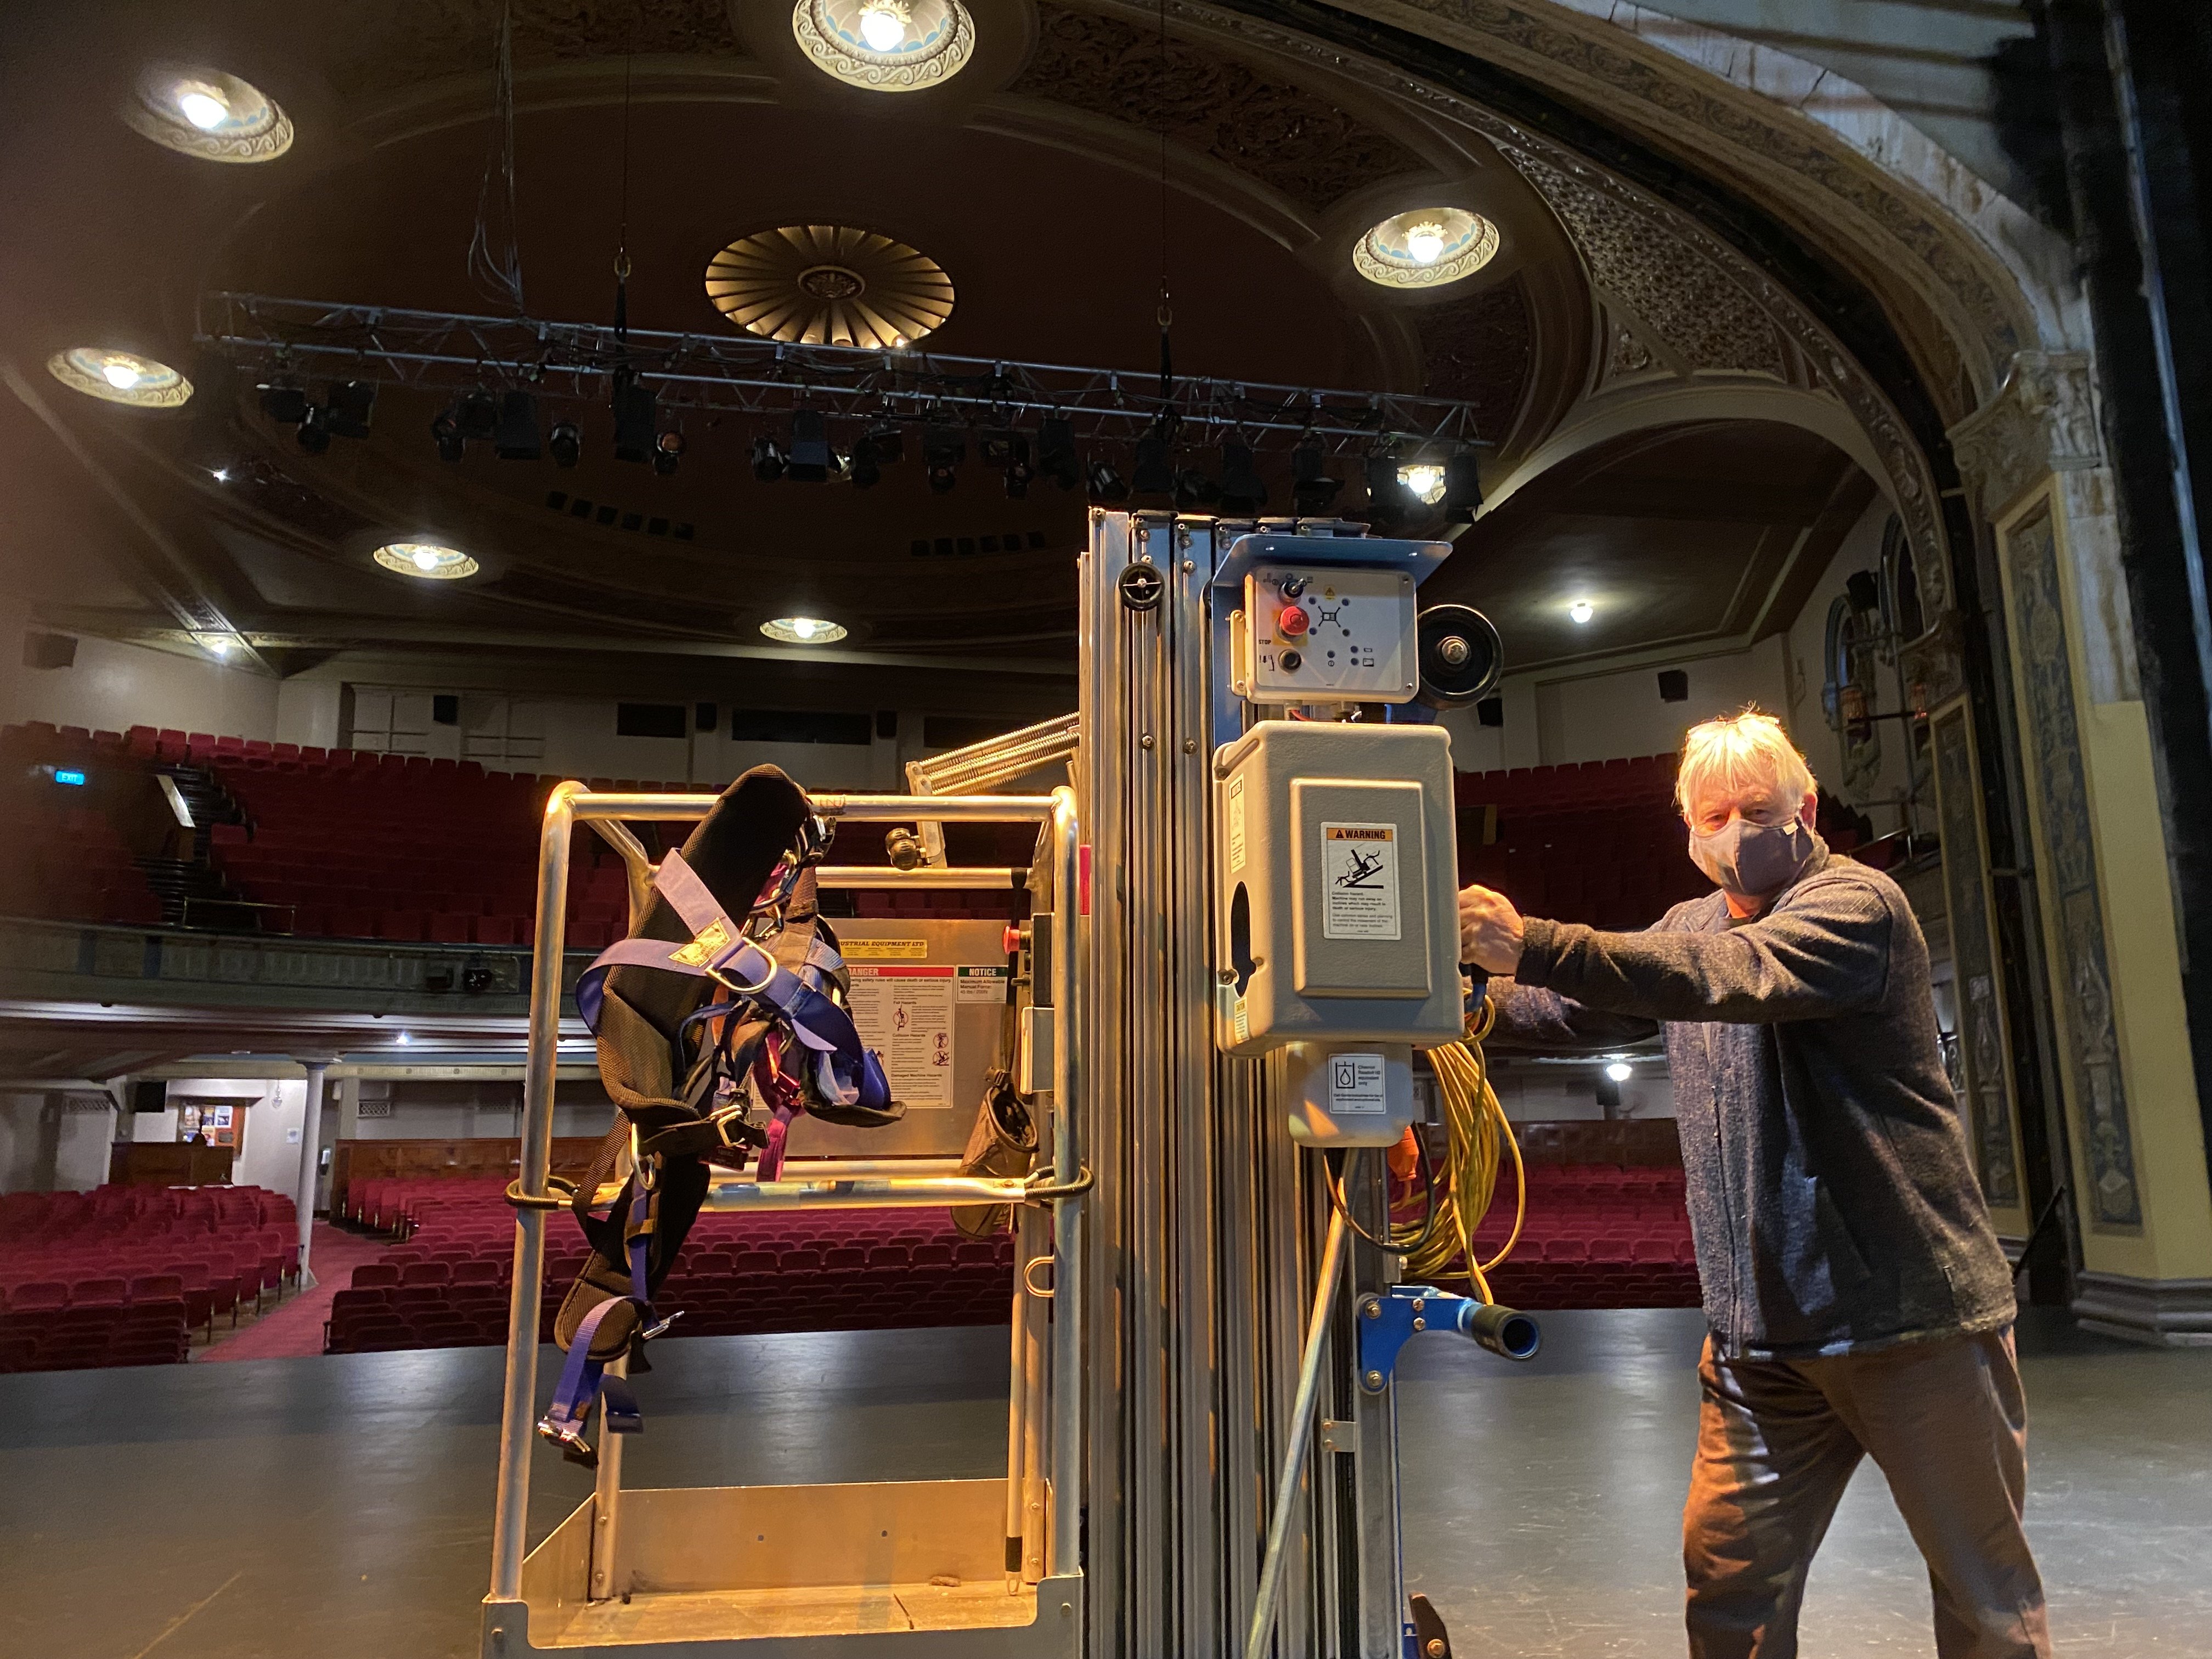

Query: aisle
196 1222 388 1363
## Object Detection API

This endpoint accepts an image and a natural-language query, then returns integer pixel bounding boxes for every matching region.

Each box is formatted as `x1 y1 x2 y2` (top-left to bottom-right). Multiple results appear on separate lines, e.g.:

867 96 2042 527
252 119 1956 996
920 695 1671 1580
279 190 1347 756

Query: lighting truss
197 292 1489 453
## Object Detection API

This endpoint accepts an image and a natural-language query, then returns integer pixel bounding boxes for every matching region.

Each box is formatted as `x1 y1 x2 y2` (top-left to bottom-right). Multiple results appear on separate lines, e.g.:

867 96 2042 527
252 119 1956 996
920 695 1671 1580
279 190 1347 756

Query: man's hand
1458 884 1526 975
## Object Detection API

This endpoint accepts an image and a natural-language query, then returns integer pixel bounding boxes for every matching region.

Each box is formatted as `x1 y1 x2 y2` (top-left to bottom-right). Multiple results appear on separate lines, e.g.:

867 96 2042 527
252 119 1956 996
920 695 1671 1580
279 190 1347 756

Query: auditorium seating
1406 1162 1700 1311
1457 755 1708 929
323 1172 1018 1355
0 1184 298 1372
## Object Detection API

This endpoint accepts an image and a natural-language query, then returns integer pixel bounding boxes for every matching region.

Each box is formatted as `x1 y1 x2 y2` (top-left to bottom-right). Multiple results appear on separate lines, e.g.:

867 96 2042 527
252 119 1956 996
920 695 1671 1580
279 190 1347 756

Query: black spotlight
258 383 308 425
1086 459 1130 503
495 391 541 461
864 421 905 465
430 408 466 462
1003 435 1035 499
788 411 831 483
849 433 883 489
751 432 787 482
1364 452 1410 529
612 373 656 464
1131 432 1175 499
1291 436 1342 514
296 402 332 455
652 428 685 477
979 428 1017 468
1217 441 1266 514
1039 418 1081 490
924 423 965 494
1173 467 1220 510
456 390 499 442
325 380 376 439
1442 450 1483 524
549 420 582 468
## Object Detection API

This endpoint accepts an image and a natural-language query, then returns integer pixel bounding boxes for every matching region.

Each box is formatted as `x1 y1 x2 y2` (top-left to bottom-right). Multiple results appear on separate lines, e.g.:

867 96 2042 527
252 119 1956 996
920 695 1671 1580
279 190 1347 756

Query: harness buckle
536 1417 597 1468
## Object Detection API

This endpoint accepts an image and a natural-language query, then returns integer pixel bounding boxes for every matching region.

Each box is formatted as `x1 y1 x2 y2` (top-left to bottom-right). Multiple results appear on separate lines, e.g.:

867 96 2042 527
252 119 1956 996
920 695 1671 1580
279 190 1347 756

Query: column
295 1059 330 1283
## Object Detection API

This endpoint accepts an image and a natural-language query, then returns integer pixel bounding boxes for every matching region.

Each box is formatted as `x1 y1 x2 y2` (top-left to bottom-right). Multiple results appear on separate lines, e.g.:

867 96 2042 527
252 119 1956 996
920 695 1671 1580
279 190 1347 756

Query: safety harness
534 766 902 1465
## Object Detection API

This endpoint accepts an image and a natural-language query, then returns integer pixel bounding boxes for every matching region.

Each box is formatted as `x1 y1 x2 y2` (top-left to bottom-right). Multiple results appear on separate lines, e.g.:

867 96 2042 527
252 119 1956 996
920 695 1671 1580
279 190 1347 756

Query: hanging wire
1154 0 1173 402
612 11 638 357
466 0 528 316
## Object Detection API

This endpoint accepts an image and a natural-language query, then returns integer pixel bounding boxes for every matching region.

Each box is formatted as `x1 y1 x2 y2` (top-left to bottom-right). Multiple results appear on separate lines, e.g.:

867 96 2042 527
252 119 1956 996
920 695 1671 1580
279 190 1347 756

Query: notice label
847 967 955 1106
1328 1053 1389 1116
844 938 929 961
1226 775 1247 873
956 964 1009 1003
1321 821 1401 940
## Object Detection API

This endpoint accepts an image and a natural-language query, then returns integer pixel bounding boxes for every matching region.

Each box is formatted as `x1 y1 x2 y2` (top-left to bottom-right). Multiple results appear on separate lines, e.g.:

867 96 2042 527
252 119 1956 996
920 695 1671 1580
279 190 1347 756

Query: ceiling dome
791 0 977 92
704 225 956 348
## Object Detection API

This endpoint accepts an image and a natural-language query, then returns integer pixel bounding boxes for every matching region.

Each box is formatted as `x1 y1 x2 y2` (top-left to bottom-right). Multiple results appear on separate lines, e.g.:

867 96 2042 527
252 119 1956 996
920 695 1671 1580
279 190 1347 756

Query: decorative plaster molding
2073 1271 2212 1347
1948 351 2103 521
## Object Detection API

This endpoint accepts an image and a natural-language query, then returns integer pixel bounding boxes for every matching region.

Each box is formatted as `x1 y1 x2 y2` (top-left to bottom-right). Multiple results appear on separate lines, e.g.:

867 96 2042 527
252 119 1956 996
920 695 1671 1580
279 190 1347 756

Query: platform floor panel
547 1580 1039 1645
3 1312 2206 1658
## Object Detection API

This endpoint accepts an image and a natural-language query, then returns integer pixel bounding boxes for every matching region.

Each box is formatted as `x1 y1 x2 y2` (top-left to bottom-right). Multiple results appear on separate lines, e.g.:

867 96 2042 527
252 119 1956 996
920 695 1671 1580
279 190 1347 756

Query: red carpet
197 1222 392 1363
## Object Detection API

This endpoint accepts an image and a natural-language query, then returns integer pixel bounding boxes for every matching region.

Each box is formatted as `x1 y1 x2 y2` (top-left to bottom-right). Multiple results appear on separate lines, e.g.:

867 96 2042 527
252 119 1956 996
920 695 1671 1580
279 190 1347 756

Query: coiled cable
1400 997 1526 1300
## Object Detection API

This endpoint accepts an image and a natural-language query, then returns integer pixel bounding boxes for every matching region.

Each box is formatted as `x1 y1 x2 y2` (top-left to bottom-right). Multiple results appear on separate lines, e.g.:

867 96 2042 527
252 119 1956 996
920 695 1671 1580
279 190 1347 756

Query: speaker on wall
130 1079 167 1114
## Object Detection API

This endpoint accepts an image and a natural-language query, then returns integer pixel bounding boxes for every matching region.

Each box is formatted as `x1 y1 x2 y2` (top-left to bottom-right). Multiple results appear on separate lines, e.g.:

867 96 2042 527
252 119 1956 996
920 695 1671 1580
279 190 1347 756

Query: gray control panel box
1213 720 1463 1054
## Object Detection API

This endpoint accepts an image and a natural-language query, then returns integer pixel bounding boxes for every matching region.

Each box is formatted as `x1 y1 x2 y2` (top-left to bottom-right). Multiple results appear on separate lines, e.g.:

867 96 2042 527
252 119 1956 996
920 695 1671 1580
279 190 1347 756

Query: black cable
1322 1135 1443 1255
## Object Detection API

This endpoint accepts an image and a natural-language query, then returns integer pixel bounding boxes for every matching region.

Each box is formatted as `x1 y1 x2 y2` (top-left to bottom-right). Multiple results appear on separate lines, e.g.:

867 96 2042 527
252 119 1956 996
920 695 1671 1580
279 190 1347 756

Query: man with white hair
1457 709 2047 1659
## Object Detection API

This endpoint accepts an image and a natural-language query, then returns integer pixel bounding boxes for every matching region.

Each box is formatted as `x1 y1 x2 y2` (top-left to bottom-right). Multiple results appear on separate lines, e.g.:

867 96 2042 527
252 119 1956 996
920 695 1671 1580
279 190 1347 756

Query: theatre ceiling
0 0 1943 706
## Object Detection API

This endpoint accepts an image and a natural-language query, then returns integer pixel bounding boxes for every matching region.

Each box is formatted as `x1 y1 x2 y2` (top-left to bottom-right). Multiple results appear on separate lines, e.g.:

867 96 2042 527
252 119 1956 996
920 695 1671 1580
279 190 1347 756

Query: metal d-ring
1022 1255 1056 1299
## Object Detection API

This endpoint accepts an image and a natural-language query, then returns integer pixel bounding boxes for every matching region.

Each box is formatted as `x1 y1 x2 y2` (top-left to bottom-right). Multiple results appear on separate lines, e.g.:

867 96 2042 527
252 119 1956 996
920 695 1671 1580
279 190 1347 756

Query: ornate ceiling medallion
792 0 975 92
122 64 294 163
1354 208 1500 290
761 616 848 644
706 225 955 348
45 348 193 408
373 541 479 581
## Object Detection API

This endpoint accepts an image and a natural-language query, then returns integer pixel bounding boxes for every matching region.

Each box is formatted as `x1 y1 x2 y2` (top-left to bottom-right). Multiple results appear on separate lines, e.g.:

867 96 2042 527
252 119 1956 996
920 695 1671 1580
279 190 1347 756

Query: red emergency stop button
1277 604 1311 639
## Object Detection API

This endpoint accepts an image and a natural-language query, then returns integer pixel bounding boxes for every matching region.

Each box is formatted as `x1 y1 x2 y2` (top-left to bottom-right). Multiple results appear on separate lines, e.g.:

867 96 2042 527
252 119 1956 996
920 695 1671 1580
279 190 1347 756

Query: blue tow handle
1357 1283 1541 1393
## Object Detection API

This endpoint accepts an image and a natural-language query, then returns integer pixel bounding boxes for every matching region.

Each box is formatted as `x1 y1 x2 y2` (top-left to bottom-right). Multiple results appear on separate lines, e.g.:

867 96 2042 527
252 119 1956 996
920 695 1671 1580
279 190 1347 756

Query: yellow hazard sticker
843 938 930 960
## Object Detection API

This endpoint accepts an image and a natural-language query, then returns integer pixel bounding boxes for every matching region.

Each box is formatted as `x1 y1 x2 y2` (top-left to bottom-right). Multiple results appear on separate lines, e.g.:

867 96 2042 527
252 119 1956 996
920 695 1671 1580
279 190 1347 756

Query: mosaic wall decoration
1929 698 2021 1210
2004 503 2141 1230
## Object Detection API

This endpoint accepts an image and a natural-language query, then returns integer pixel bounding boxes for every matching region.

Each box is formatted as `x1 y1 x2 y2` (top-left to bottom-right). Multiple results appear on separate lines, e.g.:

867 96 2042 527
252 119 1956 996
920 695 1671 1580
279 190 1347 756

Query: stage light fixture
1363 452 1409 528
1131 432 1175 499
325 380 376 439
1398 461 1448 506
788 411 831 483
849 433 883 489
1173 468 1220 510
430 408 465 462
1217 441 1266 513
1039 417 1080 490
456 391 499 442
924 422 964 494
258 382 307 424
549 420 582 468
1003 435 1035 499
865 422 904 464
296 403 331 454
1442 450 1483 523
979 428 1018 469
495 391 542 461
1085 459 1130 503
1290 436 1342 513
653 428 686 476
751 433 788 481
612 373 656 463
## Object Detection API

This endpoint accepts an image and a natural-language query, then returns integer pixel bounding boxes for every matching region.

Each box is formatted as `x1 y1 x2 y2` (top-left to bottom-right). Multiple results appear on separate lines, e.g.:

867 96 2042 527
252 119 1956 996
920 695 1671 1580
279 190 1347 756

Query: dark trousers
1683 1327 2050 1658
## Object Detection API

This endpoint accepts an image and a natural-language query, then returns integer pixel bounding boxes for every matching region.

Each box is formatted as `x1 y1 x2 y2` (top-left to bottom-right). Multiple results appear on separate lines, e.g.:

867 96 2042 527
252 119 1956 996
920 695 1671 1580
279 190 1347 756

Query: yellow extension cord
1400 997 1527 1302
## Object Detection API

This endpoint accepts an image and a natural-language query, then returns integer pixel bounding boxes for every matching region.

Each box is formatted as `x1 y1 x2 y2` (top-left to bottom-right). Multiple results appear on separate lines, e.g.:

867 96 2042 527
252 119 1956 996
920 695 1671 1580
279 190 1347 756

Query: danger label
1328 1052 1389 1116
1321 822 1401 940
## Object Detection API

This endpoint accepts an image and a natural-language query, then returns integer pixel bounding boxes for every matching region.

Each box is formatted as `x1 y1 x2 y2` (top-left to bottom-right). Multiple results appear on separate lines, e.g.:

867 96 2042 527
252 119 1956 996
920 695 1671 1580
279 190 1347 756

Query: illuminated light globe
122 64 292 162
1605 1061 1633 1082
761 616 849 645
1397 462 1447 505
372 541 481 581
792 0 974 93
46 348 193 408
1353 207 1500 290
1568 600 1595 625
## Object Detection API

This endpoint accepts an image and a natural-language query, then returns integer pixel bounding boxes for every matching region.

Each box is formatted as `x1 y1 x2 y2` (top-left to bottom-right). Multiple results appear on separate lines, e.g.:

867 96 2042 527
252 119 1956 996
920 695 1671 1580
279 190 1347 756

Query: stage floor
2 1308 2204 1658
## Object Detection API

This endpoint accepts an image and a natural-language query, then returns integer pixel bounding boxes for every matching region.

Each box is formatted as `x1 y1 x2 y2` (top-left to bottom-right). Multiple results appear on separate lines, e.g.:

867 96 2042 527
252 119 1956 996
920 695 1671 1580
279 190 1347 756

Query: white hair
1676 708 1815 814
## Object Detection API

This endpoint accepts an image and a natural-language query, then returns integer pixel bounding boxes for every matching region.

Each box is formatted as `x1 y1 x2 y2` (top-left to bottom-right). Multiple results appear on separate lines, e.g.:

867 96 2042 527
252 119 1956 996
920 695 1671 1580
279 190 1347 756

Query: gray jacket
1492 840 2015 1359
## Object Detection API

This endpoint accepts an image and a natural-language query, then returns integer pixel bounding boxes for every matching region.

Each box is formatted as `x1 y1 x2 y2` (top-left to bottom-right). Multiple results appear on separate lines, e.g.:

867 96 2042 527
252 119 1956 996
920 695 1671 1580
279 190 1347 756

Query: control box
1213 721 1461 1055
1230 565 1420 706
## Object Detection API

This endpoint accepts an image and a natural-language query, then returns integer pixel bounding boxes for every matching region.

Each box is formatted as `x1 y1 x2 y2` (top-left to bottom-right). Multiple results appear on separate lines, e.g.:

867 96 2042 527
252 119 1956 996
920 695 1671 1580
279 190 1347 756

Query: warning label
1328 1053 1389 1116
1321 822 1401 940
1226 775 1247 873
847 967 954 1106
956 964 1008 1003
843 938 929 961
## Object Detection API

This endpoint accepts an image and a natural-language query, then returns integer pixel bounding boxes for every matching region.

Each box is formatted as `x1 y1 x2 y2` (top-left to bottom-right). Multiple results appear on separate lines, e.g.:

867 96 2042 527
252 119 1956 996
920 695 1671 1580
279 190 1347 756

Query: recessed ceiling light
1568 600 1595 624
762 616 848 644
1354 208 1501 290
1397 462 1447 505
123 64 293 163
46 348 193 408
373 541 480 581
1605 1060 1633 1082
210 466 232 483
792 0 974 92
706 224 954 349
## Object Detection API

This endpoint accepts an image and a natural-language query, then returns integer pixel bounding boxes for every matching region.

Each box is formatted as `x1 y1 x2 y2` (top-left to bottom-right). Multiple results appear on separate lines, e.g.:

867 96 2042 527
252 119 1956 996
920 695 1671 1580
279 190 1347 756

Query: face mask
1688 813 1814 897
